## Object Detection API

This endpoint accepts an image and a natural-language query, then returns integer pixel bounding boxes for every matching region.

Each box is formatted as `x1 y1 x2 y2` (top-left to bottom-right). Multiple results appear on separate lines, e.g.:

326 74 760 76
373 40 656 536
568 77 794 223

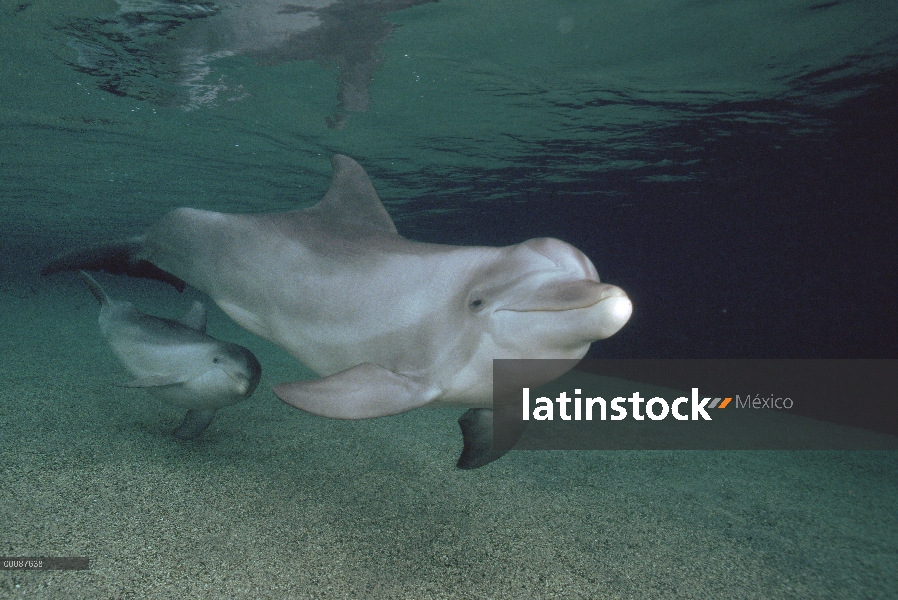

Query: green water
4 0 896 242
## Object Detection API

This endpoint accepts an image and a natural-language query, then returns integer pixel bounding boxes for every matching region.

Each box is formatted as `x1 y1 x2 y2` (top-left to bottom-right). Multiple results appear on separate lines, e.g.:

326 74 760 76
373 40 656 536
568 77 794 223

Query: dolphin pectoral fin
118 375 188 388
40 240 186 292
273 362 439 419
173 409 217 440
457 409 504 469
457 407 527 470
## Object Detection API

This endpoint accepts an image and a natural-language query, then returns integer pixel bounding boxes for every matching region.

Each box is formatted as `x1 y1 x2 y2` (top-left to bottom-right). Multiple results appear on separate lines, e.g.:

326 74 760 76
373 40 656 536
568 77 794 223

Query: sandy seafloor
2 273 897 599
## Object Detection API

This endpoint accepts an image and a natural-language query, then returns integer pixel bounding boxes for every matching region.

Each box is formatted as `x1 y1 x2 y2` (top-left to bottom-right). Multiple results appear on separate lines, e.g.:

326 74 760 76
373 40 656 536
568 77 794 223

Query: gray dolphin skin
44 156 632 467
77 271 262 440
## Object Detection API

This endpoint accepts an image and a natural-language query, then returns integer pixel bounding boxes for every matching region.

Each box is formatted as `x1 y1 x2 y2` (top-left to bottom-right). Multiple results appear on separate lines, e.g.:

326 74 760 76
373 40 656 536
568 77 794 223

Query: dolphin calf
77 271 262 439
44 156 631 466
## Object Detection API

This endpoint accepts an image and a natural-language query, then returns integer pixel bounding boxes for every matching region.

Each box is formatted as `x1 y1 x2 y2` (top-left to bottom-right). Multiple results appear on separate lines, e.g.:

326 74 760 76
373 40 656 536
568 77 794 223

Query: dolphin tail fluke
41 240 186 292
173 409 217 440
457 409 512 469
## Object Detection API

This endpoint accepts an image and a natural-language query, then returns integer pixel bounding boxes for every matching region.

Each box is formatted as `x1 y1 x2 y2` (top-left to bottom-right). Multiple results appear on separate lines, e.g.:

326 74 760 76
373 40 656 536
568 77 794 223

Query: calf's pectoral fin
273 362 440 419
173 409 217 440
117 375 187 388
118 375 189 388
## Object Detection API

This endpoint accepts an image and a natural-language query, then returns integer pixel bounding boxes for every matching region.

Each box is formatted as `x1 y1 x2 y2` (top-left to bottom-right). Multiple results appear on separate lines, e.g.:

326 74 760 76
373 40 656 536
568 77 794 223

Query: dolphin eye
213 356 221 364
469 298 484 310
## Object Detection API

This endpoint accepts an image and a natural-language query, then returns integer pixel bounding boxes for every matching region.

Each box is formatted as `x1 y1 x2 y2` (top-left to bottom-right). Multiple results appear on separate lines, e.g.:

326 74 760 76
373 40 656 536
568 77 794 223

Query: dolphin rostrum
77 271 262 439
44 156 632 466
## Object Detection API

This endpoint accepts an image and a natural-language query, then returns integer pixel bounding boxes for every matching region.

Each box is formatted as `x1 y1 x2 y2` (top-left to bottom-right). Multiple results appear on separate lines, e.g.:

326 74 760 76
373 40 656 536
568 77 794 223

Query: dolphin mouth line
497 292 628 314
218 366 249 392
497 304 598 314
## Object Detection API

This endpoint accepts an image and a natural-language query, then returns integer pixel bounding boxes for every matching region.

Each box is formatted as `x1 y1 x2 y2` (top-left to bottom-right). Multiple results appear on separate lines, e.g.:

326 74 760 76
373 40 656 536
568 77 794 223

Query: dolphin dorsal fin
78 271 111 305
177 301 207 332
307 155 398 234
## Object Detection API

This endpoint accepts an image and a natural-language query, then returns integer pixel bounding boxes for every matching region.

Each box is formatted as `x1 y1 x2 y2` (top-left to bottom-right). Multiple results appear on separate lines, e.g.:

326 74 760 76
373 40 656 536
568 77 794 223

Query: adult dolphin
78 271 262 439
43 155 632 467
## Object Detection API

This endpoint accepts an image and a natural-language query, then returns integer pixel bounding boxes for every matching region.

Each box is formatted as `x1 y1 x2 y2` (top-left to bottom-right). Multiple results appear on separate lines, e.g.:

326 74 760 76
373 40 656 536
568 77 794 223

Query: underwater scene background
2 0 897 598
